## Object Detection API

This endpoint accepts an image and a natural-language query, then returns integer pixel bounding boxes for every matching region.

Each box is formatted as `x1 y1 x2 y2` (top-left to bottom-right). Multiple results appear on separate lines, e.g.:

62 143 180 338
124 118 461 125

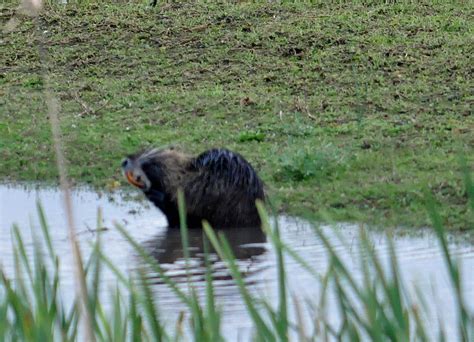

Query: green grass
0 1 473 229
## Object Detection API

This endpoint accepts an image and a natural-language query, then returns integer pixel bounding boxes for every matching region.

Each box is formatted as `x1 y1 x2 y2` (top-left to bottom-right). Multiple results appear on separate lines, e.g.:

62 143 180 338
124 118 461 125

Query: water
0 184 473 340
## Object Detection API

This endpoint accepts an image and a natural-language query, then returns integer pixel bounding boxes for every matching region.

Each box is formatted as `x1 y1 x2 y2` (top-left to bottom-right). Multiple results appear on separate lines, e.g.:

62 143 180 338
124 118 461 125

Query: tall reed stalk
22 0 96 339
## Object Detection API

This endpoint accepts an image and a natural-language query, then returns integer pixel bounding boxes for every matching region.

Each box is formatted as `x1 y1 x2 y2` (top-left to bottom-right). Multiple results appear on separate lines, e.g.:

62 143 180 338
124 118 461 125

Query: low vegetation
1 1 472 230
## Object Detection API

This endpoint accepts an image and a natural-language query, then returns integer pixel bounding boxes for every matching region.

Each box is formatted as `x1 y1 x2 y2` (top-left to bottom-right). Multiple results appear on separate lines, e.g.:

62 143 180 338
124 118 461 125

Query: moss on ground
1 1 472 230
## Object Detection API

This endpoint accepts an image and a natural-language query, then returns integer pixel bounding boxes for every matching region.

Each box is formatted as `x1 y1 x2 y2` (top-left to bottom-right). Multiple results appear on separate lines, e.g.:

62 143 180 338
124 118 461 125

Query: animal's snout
121 158 149 190
124 170 146 189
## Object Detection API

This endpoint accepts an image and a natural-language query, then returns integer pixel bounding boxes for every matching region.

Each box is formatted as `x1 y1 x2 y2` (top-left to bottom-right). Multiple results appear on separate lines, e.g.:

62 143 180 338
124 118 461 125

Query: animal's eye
121 159 129 168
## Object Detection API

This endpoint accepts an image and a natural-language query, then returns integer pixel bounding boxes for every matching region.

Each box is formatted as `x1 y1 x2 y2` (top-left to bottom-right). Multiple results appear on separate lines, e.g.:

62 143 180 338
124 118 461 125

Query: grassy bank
1 1 473 229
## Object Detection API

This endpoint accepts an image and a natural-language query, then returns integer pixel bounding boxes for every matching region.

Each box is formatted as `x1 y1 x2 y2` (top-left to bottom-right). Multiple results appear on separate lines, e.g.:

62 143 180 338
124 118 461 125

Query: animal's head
122 147 193 194
121 149 154 191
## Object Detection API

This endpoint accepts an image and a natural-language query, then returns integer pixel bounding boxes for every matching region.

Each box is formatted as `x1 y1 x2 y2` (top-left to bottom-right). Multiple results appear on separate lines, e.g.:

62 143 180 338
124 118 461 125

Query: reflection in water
144 227 267 263
141 227 268 284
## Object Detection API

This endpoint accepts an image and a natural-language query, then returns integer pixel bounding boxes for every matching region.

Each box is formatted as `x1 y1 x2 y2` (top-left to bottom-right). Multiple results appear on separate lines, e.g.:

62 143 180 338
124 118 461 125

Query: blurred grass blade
203 235 222 342
203 222 274 341
37 202 55 262
138 268 165 341
114 223 191 307
459 154 474 212
257 201 288 339
177 189 190 261
128 278 143 342
425 190 473 341
256 201 320 280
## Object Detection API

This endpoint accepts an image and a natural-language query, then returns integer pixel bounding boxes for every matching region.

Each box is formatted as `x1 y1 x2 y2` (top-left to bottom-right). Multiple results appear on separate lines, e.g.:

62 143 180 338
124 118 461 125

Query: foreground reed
1 188 473 341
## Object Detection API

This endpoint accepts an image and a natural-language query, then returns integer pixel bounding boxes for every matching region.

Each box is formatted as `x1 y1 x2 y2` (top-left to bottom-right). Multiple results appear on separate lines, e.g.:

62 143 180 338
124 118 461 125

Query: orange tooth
126 171 144 188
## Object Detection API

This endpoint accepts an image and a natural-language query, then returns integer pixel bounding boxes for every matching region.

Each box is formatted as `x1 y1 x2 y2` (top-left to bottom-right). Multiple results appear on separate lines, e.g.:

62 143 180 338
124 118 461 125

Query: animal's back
193 149 264 198
184 148 265 228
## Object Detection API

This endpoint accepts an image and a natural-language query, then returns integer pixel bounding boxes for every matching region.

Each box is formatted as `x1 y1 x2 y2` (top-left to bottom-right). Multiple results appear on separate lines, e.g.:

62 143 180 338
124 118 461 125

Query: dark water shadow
140 227 268 285
143 227 267 263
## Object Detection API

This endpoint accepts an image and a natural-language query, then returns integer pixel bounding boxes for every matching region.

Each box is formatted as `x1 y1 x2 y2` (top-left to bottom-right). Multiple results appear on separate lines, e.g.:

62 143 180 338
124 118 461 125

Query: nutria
122 147 265 229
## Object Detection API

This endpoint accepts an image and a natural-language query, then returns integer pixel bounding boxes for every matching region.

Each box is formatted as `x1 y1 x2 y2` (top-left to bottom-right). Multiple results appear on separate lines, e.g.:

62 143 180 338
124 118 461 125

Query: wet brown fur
151 149 193 201
123 147 265 229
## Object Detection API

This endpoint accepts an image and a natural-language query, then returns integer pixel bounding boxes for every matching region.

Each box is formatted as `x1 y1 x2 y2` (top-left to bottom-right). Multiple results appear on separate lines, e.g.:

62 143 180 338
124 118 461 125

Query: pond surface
1 184 473 341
